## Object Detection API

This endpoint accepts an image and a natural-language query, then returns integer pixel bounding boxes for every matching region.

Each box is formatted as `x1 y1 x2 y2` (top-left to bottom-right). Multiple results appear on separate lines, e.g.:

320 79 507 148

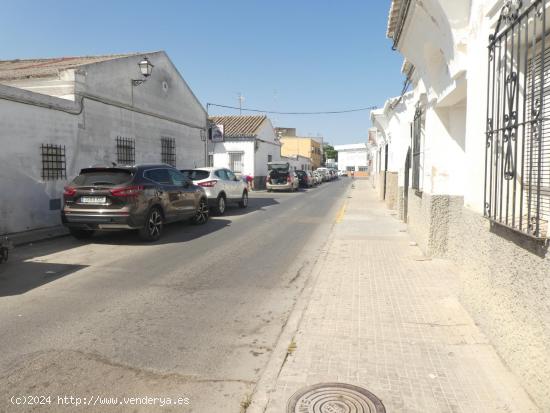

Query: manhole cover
287 382 386 413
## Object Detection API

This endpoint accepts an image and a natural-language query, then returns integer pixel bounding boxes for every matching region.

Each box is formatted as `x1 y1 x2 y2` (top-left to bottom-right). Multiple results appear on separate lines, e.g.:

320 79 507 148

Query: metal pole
205 103 210 167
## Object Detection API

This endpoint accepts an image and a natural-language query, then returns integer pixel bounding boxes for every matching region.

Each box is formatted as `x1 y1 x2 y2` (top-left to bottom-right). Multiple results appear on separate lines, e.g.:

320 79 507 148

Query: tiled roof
387 0 402 39
0 53 140 81
209 115 267 138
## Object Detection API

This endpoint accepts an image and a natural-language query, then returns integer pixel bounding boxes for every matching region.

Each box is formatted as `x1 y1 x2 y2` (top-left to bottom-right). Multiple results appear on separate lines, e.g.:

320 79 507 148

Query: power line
206 102 377 115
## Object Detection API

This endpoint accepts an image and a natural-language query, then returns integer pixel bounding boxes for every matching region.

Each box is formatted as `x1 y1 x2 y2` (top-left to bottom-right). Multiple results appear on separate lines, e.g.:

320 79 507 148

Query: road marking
335 201 347 224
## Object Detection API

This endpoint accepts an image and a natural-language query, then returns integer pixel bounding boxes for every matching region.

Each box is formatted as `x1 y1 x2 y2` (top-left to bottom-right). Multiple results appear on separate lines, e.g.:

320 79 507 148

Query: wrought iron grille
229 152 243 173
161 137 176 166
412 107 423 190
41 144 66 180
116 136 135 165
484 0 550 239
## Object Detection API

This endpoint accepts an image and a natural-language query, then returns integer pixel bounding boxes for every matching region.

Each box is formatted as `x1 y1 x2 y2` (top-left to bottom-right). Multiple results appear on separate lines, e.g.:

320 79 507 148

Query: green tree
323 144 337 165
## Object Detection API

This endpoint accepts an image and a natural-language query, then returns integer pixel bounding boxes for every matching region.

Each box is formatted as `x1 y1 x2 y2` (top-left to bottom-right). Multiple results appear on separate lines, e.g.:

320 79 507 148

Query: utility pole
205 103 210 167
238 93 245 115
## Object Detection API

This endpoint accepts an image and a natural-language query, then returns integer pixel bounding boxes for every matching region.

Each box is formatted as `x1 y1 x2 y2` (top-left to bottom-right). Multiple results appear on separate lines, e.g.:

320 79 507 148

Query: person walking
246 174 254 191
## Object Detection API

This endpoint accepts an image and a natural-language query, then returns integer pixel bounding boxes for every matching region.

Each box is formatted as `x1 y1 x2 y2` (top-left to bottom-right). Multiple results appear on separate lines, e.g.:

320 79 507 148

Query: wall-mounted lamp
132 56 154 86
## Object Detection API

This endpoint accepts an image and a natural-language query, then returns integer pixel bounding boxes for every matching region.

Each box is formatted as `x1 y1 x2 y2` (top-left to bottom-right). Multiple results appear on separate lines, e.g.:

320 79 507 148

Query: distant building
281 154 312 172
279 136 322 169
334 143 369 176
275 127 296 137
209 115 281 189
0 51 207 235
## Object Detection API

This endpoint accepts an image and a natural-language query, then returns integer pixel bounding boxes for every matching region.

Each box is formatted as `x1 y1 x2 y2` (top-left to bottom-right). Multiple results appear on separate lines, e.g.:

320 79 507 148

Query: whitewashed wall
0 52 207 234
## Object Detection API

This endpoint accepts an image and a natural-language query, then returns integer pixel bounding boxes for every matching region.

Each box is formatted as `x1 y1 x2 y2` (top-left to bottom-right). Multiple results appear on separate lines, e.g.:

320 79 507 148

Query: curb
246 183 352 413
6 226 69 247
246 238 332 413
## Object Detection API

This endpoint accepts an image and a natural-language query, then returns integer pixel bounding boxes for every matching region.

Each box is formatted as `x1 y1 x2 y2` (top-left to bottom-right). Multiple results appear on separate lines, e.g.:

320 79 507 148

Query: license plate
80 196 107 204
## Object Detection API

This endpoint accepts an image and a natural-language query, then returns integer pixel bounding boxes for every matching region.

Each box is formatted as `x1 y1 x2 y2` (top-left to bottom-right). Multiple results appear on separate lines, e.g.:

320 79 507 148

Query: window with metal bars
161 137 176 166
228 152 243 173
116 136 135 165
412 107 423 190
484 0 550 239
41 144 66 180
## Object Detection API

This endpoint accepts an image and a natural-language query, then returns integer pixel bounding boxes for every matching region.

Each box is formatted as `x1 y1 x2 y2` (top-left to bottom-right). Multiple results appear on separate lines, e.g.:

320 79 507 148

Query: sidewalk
251 179 538 413
4 225 68 247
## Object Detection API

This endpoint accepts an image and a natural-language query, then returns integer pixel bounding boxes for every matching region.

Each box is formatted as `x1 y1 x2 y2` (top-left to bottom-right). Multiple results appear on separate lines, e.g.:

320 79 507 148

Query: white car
181 167 248 215
315 167 330 182
312 171 323 185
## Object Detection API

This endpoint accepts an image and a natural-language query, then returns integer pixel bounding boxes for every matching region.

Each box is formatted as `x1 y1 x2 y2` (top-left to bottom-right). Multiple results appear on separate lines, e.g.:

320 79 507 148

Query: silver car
266 162 299 192
181 167 248 215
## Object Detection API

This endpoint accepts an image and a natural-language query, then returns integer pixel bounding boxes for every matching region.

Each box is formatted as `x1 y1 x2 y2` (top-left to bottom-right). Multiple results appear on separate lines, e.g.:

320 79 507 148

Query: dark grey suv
61 164 209 241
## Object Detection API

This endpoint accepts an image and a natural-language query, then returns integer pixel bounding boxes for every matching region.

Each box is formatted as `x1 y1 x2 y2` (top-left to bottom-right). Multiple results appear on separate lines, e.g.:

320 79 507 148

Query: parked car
315 167 330 182
62 164 209 242
295 170 314 188
312 171 323 185
266 162 299 192
180 167 248 215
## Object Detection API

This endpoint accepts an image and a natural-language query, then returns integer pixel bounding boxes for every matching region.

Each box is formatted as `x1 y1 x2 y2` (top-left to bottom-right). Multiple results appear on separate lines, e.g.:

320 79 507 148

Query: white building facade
334 143 369 176
372 1 550 409
0 52 207 235
209 115 281 189
281 154 311 171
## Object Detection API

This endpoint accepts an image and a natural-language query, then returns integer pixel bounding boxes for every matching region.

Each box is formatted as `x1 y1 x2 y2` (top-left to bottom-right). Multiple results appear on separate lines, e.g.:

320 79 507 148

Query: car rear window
72 169 133 186
181 169 210 180
296 171 306 177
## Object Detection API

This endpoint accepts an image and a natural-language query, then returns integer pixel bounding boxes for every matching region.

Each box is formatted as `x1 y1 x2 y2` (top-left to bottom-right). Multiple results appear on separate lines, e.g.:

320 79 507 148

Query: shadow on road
0 261 87 297
219 196 279 217
0 196 282 296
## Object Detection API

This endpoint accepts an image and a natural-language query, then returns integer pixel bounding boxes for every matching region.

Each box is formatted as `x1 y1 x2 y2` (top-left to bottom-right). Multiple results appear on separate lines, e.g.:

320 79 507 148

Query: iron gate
484 0 550 239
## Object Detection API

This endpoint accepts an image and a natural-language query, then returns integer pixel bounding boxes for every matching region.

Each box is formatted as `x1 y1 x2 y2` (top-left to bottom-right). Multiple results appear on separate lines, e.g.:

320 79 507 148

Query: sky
2 0 404 145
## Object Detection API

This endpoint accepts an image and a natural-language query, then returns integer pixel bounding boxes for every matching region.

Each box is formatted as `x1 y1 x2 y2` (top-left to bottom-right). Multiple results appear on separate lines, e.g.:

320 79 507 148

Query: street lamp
132 56 154 86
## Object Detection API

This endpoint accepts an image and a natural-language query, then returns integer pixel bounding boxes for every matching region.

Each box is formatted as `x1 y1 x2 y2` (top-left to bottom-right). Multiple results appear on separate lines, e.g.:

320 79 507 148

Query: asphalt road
0 179 351 413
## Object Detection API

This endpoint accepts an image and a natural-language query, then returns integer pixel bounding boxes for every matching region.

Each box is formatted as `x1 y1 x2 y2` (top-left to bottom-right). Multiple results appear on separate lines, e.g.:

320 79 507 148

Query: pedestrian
246 174 254 191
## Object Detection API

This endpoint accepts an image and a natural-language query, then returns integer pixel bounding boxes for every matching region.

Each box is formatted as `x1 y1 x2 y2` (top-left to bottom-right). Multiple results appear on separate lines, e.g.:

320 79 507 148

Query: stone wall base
397 186 405 220
403 189 550 410
406 191 461 257
385 171 398 210
446 204 550 411
377 172 386 200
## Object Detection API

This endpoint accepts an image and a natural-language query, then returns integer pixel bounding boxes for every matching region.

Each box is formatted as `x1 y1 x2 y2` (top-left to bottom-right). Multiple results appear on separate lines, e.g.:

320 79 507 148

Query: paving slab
251 179 539 413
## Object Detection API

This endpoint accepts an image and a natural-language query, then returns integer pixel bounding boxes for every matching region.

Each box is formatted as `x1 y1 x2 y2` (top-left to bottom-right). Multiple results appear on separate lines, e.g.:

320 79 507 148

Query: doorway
403 147 411 222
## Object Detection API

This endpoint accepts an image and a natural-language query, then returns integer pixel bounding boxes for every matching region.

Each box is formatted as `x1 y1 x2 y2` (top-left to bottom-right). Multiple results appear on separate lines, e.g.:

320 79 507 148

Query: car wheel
193 198 209 225
239 190 248 208
69 228 94 240
214 194 226 215
139 207 163 242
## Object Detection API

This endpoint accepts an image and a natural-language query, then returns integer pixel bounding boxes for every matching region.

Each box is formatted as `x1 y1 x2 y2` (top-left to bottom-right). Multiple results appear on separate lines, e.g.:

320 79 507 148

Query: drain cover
287 382 386 413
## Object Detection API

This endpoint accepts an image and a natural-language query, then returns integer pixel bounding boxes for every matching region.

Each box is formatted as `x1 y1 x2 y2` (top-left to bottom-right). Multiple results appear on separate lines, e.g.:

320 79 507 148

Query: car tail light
198 180 217 188
110 185 144 197
266 176 271 183
63 186 76 197
287 175 292 183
